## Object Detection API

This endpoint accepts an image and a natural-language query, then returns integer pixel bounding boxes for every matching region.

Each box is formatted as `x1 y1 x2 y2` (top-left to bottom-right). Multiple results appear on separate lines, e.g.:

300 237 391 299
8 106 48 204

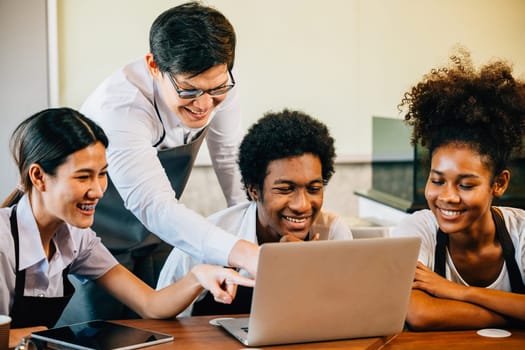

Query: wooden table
116 316 525 349
381 329 525 350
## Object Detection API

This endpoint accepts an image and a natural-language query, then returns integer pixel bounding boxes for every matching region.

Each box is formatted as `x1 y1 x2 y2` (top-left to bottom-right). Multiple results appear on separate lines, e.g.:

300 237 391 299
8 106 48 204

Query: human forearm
413 262 525 323
97 264 203 319
144 270 204 319
457 286 525 322
406 290 507 331
98 264 254 320
143 264 255 318
207 86 245 207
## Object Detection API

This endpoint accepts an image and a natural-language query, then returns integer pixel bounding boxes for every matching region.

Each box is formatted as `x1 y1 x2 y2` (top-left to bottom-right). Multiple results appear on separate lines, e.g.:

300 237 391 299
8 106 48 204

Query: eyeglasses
167 69 235 99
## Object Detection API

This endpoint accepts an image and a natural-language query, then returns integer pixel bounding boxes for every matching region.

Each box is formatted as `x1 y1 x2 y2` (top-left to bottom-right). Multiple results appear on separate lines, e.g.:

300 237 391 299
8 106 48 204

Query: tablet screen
31 320 174 350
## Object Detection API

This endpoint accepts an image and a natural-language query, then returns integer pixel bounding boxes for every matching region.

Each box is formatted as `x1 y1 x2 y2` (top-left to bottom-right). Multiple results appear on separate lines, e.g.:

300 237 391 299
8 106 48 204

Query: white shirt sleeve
391 209 439 268
81 60 241 266
0 198 119 315
328 216 354 240
68 227 119 280
311 210 353 240
206 83 247 206
0 209 15 315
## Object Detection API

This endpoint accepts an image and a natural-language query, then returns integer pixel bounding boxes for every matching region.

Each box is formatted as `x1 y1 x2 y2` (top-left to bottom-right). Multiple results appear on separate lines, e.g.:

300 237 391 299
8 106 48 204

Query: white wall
56 0 525 164
2 0 525 201
0 0 50 200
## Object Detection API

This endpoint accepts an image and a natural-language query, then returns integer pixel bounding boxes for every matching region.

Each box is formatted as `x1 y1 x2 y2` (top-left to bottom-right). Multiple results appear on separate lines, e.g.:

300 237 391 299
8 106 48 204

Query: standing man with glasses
58 1 259 324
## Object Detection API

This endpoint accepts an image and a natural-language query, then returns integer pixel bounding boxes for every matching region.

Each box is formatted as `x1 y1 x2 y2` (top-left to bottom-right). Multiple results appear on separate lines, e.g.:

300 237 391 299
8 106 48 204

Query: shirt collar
16 194 75 271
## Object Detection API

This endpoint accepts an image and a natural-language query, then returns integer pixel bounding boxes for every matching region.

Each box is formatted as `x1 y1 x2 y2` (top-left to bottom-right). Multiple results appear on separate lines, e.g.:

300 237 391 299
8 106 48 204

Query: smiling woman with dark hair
392 48 525 331
0 108 253 348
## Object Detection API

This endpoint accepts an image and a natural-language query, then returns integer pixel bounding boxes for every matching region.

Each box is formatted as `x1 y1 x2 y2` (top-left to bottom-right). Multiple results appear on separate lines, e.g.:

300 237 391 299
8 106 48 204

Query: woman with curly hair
392 48 525 330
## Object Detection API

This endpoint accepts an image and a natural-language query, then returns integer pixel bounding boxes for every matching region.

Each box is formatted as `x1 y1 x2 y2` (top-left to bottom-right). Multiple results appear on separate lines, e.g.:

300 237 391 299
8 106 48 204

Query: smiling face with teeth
30 141 109 235
249 153 324 244
146 55 230 130
425 143 509 236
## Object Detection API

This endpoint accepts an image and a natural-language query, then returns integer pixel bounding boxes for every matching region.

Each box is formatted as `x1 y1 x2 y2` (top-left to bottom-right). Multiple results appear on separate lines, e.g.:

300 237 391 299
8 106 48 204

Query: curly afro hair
399 46 525 176
238 109 336 200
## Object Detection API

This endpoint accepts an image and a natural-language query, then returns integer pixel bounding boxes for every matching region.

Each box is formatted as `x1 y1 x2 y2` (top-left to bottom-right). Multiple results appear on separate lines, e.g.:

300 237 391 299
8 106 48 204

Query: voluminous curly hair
399 47 525 176
238 109 336 200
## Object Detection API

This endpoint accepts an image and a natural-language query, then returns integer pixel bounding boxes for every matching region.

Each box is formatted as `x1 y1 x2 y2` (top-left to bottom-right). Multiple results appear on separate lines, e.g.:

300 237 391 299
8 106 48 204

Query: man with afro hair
157 109 352 316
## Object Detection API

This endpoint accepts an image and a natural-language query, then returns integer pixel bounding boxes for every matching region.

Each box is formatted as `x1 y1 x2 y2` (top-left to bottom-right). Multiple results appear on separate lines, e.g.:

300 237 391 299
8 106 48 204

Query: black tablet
30 320 174 350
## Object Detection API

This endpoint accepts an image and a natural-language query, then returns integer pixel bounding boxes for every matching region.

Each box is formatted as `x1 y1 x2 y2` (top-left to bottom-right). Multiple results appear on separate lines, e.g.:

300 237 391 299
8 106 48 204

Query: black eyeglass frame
167 69 235 99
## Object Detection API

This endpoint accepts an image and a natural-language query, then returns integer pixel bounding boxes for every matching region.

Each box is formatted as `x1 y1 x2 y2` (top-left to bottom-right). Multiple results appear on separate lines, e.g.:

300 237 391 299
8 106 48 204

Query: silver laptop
218 236 421 347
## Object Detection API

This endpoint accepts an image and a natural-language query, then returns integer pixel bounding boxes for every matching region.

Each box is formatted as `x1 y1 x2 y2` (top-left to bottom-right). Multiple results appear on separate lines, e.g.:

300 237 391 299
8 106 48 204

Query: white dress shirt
81 58 246 265
0 195 118 315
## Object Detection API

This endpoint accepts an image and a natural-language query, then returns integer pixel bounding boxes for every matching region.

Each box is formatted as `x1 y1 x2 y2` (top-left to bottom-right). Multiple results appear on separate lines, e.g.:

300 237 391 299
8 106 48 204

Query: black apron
92 126 208 253
434 207 525 293
9 206 75 328
91 98 209 287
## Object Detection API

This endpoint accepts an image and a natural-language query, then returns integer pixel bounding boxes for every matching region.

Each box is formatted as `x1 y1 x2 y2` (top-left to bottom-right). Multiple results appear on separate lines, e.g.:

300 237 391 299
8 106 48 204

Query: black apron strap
9 205 76 328
10 206 23 296
434 228 448 278
492 208 525 294
153 98 166 147
434 207 525 293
